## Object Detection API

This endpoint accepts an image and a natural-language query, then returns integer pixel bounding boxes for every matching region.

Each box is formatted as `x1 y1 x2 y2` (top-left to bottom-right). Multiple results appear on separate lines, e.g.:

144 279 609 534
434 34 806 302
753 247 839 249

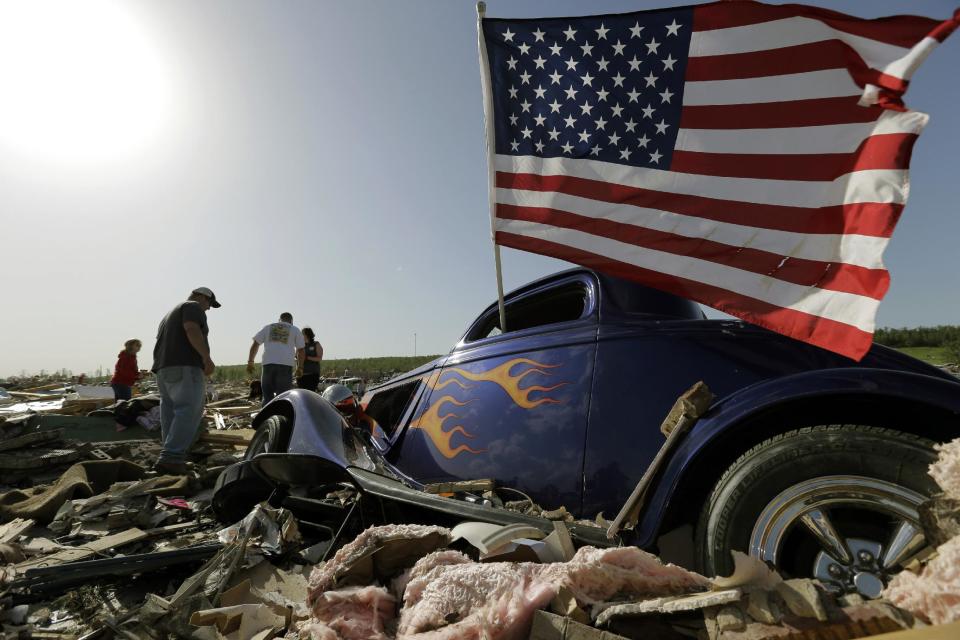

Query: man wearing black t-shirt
151 287 220 474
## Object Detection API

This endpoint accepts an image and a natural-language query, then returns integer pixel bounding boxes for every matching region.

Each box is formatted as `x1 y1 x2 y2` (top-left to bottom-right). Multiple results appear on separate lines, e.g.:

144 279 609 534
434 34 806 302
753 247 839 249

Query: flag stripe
675 111 925 154
670 133 917 181
683 68 861 105
496 187 890 269
496 155 908 208
680 96 883 129
496 230 873 358
690 16 910 70
496 202 889 299
496 170 902 237
685 40 908 93
494 220 879 331
692 3 939 49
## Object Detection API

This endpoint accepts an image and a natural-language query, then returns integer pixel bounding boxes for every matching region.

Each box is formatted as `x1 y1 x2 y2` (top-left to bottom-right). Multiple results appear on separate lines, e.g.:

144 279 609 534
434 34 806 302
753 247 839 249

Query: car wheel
244 414 292 460
695 425 938 597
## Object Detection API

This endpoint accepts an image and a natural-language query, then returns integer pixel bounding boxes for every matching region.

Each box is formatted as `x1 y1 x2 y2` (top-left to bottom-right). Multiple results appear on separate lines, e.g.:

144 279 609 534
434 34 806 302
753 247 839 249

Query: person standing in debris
110 339 142 401
152 287 220 475
297 327 323 392
247 312 305 406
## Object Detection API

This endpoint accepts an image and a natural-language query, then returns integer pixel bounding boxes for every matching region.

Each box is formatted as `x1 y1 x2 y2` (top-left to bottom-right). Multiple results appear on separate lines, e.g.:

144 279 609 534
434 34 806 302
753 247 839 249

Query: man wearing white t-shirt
247 312 305 406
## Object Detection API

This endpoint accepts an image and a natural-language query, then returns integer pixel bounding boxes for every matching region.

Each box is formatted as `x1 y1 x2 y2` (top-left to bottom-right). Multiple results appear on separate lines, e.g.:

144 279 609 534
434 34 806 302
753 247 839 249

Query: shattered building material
882 437 960 626
306 585 396 640
530 610 632 640
884 533 960 625
308 524 453 594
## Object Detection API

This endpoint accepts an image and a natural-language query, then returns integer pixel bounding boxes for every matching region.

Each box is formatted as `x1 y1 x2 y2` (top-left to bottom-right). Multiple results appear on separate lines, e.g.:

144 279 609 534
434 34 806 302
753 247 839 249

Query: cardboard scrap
529 610 630 640
712 551 783 591
190 603 285 640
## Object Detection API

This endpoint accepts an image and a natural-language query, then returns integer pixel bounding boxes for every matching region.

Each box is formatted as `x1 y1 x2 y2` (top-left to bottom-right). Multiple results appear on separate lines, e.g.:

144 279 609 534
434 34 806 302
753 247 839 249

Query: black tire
243 414 292 461
695 425 939 579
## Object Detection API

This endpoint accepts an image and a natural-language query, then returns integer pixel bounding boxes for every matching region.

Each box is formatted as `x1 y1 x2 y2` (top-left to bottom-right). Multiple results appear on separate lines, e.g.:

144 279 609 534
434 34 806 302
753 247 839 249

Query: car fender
251 389 412 482
633 368 960 547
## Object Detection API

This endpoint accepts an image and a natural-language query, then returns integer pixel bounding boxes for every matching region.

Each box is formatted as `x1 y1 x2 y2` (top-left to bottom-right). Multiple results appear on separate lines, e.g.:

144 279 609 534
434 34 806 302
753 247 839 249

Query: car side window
467 281 588 342
364 379 422 437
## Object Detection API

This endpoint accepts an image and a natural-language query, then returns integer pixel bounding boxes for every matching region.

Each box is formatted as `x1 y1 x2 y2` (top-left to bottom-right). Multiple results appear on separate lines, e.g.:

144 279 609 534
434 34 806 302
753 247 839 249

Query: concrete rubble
0 378 958 639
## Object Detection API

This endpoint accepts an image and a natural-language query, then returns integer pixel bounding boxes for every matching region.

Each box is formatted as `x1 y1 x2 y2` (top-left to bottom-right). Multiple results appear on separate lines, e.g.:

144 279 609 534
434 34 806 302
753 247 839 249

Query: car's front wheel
696 425 938 597
244 414 292 460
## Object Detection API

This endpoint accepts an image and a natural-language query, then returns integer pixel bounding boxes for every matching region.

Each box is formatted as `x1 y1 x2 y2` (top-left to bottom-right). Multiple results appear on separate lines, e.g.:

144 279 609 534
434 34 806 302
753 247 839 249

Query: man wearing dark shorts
151 287 220 475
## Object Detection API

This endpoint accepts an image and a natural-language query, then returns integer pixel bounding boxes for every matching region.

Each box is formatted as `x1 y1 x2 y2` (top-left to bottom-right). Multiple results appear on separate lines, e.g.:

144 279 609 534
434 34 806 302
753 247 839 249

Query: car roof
504 268 706 321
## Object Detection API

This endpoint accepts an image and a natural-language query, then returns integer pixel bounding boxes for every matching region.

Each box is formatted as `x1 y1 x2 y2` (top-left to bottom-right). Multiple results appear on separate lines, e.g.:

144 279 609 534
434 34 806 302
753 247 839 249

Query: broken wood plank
0 429 63 452
608 382 713 539
206 395 246 408
847 620 960 640
529 610 629 639
0 518 35 544
15 527 148 571
197 429 255 446
659 381 714 437
423 479 496 494
0 448 82 470
6 390 63 400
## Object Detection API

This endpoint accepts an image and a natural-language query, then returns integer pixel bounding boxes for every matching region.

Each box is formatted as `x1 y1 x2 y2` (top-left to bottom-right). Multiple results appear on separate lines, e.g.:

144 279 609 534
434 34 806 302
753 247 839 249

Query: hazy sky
0 0 957 378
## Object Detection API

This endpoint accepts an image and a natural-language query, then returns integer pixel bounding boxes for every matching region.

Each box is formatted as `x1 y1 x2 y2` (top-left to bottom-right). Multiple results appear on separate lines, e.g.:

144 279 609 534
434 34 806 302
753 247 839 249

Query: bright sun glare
0 0 172 165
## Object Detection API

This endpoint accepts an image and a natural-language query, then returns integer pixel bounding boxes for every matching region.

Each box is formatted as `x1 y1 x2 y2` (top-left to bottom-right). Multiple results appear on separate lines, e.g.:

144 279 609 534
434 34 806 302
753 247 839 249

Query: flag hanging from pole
478 0 958 360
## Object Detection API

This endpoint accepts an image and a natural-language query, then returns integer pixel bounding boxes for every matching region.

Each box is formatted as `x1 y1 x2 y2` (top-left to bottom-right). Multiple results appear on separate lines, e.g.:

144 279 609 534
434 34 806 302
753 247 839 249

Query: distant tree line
211 355 443 383
874 325 960 361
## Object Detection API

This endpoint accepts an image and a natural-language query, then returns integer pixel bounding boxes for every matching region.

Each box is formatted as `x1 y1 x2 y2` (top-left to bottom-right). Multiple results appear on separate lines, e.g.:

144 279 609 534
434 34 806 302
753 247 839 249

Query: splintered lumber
0 448 82 470
14 527 148 571
208 405 256 416
7 391 60 400
0 429 63 453
423 479 496 494
20 383 68 393
206 395 246 408
59 398 114 416
197 429 255 447
608 381 714 539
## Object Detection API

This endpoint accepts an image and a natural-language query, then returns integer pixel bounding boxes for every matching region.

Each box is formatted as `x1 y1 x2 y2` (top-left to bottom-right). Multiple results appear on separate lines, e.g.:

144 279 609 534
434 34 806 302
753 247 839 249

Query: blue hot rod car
226 268 960 594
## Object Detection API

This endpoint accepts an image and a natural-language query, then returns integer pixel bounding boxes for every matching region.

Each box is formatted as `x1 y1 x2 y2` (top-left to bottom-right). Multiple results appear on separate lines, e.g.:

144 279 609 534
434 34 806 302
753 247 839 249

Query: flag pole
477 1 507 333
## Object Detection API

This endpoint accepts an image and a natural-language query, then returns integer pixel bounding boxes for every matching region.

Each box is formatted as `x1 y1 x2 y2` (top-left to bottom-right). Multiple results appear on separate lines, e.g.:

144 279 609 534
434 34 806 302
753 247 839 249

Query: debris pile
883 437 960 625
293 522 925 640
1 378 959 640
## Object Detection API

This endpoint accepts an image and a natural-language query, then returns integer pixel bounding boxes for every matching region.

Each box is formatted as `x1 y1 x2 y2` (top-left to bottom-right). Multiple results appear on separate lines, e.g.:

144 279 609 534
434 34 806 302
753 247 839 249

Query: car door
393 273 599 512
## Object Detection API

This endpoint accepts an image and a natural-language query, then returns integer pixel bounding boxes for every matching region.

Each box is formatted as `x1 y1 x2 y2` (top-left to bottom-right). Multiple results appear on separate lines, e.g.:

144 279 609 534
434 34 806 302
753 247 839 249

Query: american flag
479 1 958 360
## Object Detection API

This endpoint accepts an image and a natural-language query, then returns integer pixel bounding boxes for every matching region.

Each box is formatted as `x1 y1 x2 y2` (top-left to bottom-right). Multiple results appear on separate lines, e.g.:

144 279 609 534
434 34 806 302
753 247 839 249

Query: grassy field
212 355 443 383
893 346 956 365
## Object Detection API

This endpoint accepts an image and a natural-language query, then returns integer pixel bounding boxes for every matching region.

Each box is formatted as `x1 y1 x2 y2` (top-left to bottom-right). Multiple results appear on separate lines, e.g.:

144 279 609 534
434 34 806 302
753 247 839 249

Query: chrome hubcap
749 476 927 596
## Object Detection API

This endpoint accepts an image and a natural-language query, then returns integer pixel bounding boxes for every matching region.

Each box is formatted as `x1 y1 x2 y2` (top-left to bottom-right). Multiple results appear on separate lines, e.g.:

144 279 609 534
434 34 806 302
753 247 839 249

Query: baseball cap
192 287 221 308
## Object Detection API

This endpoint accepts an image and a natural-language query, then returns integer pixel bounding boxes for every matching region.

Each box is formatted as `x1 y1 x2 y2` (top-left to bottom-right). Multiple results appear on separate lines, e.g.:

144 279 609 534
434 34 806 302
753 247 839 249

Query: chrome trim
749 475 926 565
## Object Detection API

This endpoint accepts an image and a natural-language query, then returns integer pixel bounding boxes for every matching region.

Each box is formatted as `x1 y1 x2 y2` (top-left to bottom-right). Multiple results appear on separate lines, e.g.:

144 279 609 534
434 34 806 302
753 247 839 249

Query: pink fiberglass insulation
541 545 710 604
396 560 556 640
883 534 960 625
304 585 396 640
394 546 708 640
930 437 960 499
308 524 452 598
392 550 473 601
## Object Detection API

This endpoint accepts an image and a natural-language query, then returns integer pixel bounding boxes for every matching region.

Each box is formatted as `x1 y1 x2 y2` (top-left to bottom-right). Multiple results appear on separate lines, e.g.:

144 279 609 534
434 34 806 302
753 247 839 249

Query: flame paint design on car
409 358 569 458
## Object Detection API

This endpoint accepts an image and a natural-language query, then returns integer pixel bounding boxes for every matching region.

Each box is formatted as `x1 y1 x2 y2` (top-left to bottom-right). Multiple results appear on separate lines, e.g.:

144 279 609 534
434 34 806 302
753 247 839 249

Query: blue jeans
261 364 293 407
111 384 132 401
156 366 206 463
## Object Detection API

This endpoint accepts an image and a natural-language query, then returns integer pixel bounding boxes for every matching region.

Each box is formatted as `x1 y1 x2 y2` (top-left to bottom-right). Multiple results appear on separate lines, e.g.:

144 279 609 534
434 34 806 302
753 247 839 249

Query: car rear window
467 281 588 342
